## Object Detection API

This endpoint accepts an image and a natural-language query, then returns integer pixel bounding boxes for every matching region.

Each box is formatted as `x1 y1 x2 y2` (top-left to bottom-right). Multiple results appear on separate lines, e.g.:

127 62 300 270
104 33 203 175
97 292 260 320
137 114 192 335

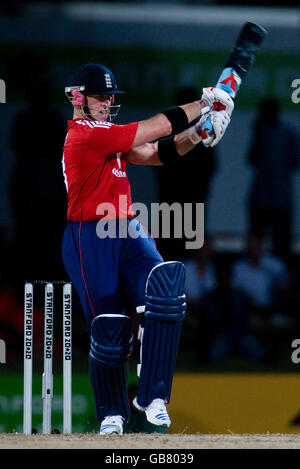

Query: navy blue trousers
61 218 163 332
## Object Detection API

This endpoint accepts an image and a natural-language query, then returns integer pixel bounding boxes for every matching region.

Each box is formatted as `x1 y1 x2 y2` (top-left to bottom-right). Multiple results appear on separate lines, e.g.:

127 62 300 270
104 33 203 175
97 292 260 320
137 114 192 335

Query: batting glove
201 87 234 117
202 110 231 147
187 112 209 145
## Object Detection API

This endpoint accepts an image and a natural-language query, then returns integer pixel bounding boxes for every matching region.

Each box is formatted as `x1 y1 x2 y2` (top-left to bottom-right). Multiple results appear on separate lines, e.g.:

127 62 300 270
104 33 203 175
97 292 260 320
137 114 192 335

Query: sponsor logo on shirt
112 168 127 178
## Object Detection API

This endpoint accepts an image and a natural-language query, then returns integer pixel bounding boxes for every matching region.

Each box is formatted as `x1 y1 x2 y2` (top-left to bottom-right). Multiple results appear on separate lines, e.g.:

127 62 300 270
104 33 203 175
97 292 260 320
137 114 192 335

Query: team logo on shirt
104 73 113 88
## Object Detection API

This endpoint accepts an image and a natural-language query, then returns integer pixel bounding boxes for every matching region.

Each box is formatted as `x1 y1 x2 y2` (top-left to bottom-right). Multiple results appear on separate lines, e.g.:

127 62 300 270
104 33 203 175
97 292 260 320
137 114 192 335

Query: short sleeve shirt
62 118 138 221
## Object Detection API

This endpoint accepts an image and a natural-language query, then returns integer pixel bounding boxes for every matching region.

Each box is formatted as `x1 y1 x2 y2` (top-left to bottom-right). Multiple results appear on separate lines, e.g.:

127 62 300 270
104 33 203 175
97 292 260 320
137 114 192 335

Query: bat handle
200 67 239 139
201 98 226 137
201 115 213 137
198 99 213 139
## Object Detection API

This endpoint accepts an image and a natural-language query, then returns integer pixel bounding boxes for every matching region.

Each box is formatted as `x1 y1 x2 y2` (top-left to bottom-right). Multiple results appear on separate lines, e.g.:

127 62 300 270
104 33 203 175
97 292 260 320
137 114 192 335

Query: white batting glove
187 112 209 145
201 87 234 117
198 87 215 114
202 110 231 148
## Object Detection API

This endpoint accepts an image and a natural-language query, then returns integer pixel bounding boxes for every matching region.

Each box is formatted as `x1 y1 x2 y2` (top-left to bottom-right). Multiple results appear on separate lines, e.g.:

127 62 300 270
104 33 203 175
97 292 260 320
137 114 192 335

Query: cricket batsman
61 63 233 434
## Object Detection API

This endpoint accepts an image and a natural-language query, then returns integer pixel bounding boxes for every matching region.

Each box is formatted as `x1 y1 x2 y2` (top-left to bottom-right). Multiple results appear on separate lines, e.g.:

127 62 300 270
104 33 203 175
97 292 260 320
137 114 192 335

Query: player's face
87 94 112 121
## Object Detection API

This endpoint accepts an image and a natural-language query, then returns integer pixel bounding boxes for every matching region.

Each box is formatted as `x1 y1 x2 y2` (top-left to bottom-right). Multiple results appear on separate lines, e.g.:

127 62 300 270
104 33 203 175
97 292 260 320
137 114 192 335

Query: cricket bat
201 22 267 137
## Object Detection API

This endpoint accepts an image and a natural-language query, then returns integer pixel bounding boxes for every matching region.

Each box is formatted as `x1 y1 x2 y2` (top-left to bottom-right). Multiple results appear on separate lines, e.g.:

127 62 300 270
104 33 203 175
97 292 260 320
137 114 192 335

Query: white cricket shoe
133 397 171 428
100 415 124 435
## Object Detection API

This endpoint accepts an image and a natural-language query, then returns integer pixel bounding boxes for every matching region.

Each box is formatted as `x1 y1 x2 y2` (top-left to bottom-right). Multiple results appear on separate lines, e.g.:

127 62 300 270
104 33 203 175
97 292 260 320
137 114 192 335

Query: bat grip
200 70 237 138
201 115 213 136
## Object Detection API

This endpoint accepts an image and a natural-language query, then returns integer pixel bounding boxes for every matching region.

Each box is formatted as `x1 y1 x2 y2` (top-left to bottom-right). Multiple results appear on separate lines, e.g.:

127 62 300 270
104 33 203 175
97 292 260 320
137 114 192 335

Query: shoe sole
100 431 122 435
100 426 123 435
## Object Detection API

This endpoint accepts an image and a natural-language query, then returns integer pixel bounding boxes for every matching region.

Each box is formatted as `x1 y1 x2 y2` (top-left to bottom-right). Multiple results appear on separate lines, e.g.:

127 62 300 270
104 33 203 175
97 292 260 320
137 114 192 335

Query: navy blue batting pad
89 314 133 422
136 262 186 407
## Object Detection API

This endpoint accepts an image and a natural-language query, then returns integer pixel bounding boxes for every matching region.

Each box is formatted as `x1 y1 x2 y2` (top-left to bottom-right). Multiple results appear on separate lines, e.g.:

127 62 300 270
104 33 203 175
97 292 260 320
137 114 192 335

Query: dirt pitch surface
1 433 300 449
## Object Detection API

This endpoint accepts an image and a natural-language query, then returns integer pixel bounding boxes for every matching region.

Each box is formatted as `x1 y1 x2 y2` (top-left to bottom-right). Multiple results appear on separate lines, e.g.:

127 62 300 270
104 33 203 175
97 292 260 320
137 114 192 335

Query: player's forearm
125 142 163 166
178 101 202 125
127 125 203 167
132 114 171 148
174 130 197 156
132 102 202 148
157 129 200 166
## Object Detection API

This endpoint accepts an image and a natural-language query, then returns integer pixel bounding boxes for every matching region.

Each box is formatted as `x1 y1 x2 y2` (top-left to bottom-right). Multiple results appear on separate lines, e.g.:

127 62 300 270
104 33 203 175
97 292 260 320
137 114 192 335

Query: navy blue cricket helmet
66 63 124 96
65 63 124 121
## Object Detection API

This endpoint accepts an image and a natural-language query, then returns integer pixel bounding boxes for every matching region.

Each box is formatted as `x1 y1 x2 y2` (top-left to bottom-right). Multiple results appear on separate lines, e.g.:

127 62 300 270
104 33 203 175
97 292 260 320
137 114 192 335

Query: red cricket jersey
62 118 138 221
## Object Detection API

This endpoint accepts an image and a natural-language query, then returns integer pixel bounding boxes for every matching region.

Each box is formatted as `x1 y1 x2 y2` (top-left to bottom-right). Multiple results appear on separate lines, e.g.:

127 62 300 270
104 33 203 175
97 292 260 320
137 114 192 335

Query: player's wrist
195 99 210 115
187 124 204 145
187 113 209 145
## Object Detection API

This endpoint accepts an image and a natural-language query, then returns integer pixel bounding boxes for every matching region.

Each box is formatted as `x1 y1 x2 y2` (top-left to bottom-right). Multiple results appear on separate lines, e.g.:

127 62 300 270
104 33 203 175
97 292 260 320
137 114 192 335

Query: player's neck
73 109 84 120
